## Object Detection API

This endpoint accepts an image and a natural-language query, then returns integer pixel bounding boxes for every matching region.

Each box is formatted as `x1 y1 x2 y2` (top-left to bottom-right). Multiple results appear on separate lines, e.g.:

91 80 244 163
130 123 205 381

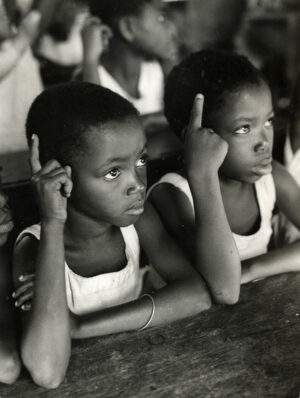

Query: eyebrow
99 145 148 169
233 110 274 124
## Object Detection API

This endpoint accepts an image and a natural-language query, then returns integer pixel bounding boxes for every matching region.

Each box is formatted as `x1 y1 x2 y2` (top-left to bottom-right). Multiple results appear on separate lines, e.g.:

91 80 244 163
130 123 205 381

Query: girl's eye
136 155 147 167
265 117 274 128
104 168 120 180
234 125 250 135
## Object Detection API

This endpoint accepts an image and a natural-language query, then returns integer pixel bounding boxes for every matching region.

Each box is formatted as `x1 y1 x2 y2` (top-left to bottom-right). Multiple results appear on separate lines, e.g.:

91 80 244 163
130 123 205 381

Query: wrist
83 53 100 64
41 218 66 231
187 168 219 185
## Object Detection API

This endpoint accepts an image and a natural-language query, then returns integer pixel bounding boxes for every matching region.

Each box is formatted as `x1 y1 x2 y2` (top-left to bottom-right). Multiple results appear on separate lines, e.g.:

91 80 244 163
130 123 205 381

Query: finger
0 220 14 234
37 160 64 177
63 166 73 198
42 172 73 194
21 303 32 311
30 134 42 175
15 291 34 307
12 281 34 299
18 273 35 282
189 94 204 129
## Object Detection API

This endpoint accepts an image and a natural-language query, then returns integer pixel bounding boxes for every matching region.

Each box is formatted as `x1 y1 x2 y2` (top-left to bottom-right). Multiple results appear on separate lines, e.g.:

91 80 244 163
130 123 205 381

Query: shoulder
272 159 297 191
271 159 300 205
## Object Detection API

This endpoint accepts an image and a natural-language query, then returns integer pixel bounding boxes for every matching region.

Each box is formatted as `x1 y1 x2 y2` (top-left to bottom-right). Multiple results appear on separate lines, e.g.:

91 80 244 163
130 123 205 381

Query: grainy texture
1 273 300 398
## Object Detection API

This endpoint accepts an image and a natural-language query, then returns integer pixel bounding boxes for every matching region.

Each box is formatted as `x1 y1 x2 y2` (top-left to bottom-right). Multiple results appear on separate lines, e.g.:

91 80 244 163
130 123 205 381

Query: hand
82 16 112 61
0 190 14 247
18 10 41 44
12 273 35 311
184 94 228 178
30 134 73 223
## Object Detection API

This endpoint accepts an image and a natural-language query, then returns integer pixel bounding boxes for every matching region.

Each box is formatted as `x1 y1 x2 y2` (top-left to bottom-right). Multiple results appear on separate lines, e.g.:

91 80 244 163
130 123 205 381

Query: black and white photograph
0 0 299 396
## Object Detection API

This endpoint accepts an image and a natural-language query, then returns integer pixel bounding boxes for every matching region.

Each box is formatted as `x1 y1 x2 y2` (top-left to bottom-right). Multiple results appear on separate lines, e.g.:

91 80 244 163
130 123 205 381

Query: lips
126 198 145 215
252 157 272 176
258 157 272 166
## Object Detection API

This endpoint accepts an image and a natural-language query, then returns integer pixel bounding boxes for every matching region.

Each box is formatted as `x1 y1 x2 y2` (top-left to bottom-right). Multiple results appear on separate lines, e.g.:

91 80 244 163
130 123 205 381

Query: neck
64 205 115 244
219 174 248 195
102 38 143 97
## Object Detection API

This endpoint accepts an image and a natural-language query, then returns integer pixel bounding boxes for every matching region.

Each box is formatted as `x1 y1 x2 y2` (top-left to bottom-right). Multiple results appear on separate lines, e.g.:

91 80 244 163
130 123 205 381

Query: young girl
12 82 210 389
0 190 21 384
148 50 300 305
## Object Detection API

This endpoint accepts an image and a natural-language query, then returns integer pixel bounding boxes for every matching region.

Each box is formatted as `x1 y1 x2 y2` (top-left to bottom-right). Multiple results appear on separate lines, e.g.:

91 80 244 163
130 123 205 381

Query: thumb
189 94 204 129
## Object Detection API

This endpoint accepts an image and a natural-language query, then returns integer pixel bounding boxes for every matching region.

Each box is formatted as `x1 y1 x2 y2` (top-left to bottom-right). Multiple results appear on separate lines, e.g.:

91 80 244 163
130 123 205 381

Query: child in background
0 190 21 384
35 0 89 86
0 5 42 156
82 0 178 130
12 82 210 389
149 50 300 305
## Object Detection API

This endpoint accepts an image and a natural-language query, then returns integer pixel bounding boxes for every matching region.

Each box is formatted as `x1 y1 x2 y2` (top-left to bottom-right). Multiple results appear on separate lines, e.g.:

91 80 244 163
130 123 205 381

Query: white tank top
98 61 164 115
148 172 276 261
16 224 146 315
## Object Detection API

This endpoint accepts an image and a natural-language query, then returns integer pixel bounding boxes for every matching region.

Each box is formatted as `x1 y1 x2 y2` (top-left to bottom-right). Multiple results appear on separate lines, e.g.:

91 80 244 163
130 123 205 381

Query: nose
126 172 146 196
253 129 270 153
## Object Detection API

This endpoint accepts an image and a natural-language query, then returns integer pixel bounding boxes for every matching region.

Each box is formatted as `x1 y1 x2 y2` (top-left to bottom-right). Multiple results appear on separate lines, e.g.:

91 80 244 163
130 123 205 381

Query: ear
117 15 136 42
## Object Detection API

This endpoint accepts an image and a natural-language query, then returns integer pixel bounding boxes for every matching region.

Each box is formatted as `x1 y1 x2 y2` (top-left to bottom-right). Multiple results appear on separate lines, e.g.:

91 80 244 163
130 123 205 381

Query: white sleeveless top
98 61 164 115
16 224 146 315
148 172 276 261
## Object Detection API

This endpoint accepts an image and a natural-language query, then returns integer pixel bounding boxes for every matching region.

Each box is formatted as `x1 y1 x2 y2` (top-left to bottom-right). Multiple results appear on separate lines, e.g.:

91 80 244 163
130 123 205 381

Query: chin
114 214 141 228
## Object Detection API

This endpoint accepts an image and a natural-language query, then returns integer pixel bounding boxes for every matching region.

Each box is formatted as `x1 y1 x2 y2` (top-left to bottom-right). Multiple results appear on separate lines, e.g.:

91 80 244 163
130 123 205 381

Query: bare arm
0 192 21 384
241 160 300 283
0 10 41 80
151 95 241 304
13 136 73 389
72 202 211 339
81 17 111 85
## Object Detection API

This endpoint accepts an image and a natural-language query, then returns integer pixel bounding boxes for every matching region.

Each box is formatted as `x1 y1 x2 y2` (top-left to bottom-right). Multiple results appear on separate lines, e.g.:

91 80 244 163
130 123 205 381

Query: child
82 0 178 128
148 50 300 305
12 82 210 389
0 189 21 384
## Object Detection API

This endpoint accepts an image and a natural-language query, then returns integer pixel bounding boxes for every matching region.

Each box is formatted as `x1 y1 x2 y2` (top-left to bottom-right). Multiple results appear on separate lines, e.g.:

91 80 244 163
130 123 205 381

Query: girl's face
210 82 274 183
69 117 147 227
130 0 178 61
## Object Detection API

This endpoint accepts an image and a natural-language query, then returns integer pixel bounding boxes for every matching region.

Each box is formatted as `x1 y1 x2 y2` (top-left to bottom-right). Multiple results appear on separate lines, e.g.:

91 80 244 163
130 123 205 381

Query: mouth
252 157 272 176
126 198 145 216
0 219 14 233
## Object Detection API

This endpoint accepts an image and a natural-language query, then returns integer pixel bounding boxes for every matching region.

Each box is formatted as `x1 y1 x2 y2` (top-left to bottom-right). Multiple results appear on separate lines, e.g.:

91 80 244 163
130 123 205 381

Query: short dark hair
164 49 267 136
26 82 139 165
89 0 152 29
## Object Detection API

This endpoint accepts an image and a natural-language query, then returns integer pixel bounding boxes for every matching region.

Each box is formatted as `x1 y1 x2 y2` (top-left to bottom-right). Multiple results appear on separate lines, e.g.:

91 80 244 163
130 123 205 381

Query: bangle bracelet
138 293 155 331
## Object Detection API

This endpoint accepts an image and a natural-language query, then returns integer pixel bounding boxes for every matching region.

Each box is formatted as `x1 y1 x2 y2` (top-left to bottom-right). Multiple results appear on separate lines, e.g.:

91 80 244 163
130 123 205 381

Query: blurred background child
83 0 178 129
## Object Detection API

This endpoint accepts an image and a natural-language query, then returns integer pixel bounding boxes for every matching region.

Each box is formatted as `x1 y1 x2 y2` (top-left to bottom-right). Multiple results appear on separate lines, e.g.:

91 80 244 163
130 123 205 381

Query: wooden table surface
1 272 300 398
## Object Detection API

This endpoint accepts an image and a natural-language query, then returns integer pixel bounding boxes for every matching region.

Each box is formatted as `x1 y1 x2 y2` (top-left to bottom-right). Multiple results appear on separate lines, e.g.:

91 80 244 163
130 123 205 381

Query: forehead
217 83 272 119
82 118 146 163
141 0 163 14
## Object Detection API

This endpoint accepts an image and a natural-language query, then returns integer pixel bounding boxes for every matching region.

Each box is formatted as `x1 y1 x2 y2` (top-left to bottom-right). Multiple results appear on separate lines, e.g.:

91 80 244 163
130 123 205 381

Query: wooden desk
1 273 299 397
